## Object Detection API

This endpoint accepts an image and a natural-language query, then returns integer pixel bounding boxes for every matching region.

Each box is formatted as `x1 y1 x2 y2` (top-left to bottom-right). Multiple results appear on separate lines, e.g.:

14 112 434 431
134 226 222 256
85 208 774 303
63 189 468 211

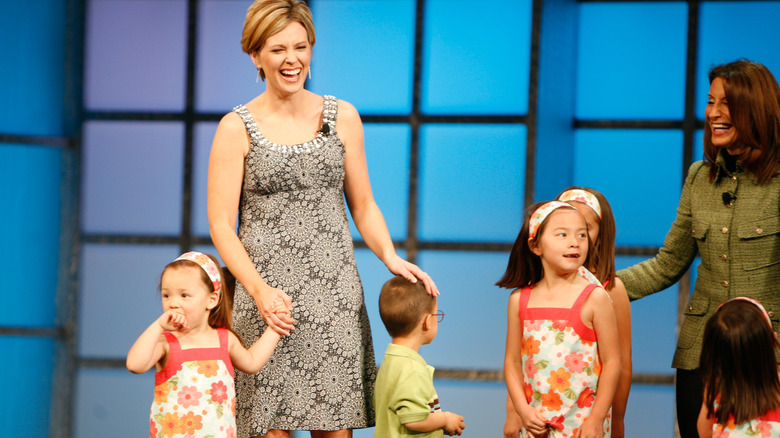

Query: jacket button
757 228 764 235
721 254 728 261
688 305 693 311
732 176 737 181
723 281 729 287
721 227 729 234
769 311 776 318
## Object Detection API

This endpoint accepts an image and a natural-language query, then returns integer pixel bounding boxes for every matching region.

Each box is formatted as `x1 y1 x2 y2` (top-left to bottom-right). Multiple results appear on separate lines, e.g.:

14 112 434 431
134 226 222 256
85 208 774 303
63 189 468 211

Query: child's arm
503 395 524 438
229 327 282 374
696 401 713 438
229 294 288 373
504 290 548 437
579 288 621 438
405 411 465 436
609 278 633 438
126 310 186 373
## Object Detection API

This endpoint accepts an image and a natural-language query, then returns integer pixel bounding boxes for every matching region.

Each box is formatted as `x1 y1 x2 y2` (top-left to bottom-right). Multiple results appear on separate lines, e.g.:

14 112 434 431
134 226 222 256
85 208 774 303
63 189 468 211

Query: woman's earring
308 66 312 80
256 67 261 83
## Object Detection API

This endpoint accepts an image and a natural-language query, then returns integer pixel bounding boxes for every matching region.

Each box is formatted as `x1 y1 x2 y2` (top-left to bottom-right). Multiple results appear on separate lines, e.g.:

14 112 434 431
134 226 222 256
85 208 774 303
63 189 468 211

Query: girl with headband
697 297 780 437
127 251 283 438
499 201 620 438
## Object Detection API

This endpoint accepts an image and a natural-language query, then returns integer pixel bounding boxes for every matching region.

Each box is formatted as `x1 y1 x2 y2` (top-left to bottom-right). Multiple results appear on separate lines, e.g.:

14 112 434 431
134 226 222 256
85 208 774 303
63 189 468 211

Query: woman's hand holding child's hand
272 296 291 316
255 285 295 336
158 310 188 331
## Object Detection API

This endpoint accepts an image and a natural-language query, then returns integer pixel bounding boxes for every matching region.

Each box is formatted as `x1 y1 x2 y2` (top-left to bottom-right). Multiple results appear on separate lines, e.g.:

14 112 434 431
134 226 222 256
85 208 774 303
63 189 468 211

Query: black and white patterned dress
231 95 376 437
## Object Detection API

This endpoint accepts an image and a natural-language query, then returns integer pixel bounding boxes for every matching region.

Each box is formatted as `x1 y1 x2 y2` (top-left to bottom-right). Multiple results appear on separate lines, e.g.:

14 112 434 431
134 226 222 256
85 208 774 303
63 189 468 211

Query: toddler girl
127 251 284 438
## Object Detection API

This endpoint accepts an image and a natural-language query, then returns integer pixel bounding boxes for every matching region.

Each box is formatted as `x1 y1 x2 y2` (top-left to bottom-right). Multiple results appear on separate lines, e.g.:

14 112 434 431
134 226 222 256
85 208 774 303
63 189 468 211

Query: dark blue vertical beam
53 0 84 436
533 0 579 202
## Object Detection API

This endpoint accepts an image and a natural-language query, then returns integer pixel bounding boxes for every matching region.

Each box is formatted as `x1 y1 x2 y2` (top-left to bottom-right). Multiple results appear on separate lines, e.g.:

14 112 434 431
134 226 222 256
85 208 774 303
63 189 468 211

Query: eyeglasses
430 310 445 323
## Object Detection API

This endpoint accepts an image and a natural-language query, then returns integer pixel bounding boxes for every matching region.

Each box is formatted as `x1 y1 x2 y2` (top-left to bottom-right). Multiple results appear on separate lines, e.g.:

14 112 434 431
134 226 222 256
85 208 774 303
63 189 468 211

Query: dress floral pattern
711 402 780 437
151 328 236 438
232 95 376 437
519 284 611 437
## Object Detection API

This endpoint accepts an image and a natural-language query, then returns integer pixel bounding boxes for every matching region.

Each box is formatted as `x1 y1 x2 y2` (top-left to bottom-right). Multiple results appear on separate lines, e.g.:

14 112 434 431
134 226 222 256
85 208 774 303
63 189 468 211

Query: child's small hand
442 412 465 436
575 417 604 438
272 296 292 316
518 406 547 437
157 310 188 332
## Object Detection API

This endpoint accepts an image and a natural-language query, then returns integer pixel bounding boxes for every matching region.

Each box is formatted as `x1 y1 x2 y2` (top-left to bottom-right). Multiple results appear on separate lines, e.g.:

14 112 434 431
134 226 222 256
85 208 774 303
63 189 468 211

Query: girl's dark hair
161 254 234 331
704 59 780 184
496 202 590 289
556 186 617 290
700 299 780 425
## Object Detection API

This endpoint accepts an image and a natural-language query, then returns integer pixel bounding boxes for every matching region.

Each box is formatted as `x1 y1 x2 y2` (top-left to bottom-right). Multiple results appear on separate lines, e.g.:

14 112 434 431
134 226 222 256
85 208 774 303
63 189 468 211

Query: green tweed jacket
617 157 780 370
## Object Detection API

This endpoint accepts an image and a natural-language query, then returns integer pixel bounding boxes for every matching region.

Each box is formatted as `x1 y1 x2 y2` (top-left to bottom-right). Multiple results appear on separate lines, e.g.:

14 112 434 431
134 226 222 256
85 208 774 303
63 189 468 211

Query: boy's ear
528 237 542 256
421 313 431 332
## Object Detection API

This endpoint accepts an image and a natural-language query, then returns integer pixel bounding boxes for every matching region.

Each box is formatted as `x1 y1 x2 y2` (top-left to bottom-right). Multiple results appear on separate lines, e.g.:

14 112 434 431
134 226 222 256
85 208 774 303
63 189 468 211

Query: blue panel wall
84 0 188 111
0 145 62 327
310 0 416 114
419 124 526 241
0 1 65 136
576 3 688 120
0 1 65 436
421 0 532 115
81 121 185 235
0 338 56 437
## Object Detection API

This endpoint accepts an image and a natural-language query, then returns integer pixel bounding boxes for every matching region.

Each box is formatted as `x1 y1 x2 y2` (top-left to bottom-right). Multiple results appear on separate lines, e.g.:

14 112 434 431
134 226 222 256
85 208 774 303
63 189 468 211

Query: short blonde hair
241 0 315 79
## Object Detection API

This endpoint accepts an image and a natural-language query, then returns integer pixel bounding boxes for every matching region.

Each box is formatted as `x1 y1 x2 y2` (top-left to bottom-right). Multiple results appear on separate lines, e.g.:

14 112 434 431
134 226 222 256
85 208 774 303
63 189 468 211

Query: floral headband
718 296 772 326
528 201 576 239
175 251 222 295
558 189 602 219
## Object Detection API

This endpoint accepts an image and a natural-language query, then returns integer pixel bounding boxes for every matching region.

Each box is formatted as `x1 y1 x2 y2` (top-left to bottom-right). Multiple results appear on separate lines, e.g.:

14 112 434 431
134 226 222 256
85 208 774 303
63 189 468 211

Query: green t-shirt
374 343 443 438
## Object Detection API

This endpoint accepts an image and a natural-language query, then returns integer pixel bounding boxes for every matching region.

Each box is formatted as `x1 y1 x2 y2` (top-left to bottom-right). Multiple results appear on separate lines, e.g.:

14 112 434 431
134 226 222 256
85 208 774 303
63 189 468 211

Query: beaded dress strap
321 95 338 132
233 104 261 150
231 96 337 154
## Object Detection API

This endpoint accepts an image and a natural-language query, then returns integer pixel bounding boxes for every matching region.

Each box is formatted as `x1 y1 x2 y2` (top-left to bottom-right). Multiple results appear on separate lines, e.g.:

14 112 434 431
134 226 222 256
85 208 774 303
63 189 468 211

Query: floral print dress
519 283 611 437
711 403 780 437
150 328 236 438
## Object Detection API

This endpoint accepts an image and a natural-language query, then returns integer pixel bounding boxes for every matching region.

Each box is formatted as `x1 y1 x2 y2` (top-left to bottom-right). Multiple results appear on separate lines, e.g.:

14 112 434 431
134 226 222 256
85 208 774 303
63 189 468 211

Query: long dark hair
700 299 780 425
556 186 616 290
704 59 780 184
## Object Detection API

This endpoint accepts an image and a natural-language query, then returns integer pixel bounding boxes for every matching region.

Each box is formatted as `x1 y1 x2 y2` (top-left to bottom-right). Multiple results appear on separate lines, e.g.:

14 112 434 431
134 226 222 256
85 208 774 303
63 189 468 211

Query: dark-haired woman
617 59 780 438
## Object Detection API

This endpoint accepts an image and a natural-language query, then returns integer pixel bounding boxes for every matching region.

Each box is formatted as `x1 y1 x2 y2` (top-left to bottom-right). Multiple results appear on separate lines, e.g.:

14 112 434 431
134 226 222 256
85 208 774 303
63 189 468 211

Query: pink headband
528 201 576 239
558 189 602 219
718 297 772 326
175 251 222 294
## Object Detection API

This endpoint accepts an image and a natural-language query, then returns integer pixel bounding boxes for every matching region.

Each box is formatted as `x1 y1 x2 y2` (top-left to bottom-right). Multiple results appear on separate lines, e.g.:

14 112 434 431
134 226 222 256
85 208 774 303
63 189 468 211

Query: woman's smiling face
706 77 739 151
253 21 311 94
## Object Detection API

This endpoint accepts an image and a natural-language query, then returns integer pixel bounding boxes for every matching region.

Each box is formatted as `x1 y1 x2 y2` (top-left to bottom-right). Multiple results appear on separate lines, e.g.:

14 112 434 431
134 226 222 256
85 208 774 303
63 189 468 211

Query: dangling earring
256 67 261 83
308 66 312 80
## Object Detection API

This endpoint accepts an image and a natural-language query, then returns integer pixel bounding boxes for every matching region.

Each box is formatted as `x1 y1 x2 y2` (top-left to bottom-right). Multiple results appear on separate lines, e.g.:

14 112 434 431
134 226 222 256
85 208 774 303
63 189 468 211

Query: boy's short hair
379 276 436 337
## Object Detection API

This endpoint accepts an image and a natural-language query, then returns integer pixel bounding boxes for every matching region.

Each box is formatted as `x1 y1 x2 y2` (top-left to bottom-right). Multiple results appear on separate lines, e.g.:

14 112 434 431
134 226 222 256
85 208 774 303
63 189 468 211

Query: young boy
374 276 466 437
